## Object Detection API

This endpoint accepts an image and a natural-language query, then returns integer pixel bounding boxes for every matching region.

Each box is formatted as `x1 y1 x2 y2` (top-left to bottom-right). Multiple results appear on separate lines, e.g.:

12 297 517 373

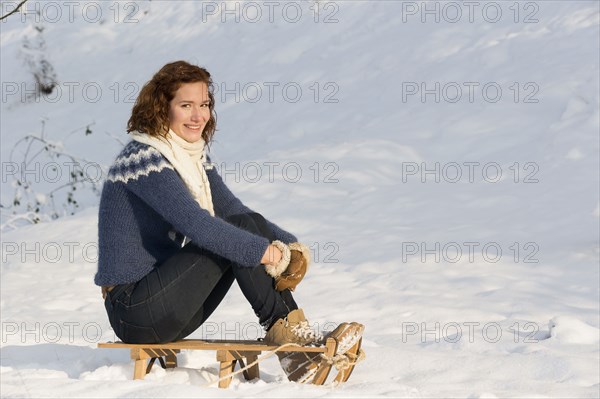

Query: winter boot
263 308 323 382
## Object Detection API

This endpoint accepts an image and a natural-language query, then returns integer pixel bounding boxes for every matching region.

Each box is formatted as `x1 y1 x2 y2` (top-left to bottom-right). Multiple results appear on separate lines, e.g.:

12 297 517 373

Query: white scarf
130 130 215 217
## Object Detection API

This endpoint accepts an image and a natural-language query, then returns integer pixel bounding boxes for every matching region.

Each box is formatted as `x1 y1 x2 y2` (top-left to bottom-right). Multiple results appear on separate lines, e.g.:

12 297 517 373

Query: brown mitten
274 242 310 292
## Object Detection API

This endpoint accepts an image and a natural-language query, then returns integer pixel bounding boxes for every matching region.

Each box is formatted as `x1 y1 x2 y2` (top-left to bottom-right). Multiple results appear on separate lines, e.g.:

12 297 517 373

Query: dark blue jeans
104 213 298 344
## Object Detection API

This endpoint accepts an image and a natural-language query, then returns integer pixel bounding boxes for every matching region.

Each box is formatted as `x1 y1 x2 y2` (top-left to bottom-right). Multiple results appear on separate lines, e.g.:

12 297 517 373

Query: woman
95 61 361 382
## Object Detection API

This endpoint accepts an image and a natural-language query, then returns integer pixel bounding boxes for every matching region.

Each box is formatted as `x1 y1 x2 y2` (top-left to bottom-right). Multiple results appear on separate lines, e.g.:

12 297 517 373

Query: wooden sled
98 337 358 388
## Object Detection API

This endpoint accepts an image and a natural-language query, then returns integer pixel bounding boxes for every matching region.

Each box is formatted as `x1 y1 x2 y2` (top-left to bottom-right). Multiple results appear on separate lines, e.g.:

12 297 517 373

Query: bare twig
104 130 126 146
2 120 106 229
0 0 29 21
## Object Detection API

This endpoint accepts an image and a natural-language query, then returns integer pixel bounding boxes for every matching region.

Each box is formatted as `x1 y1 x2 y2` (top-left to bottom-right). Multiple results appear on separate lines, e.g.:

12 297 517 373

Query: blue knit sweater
94 141 297 286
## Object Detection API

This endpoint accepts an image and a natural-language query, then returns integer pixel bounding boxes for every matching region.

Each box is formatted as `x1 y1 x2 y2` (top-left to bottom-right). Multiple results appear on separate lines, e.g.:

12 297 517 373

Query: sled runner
98 333 364 388
301 322 365 384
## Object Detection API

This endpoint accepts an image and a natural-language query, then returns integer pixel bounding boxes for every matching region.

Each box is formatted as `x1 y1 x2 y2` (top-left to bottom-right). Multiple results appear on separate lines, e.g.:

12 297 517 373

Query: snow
549 316 600 345
1 0 599 397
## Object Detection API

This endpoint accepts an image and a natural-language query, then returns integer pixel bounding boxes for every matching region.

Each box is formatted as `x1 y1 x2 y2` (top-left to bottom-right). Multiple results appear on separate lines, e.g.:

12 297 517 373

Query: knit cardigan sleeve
123 164 270 268
206 159 298 244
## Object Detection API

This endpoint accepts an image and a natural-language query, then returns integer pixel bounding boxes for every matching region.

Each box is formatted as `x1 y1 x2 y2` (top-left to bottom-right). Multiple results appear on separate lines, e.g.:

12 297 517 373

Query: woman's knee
226 212 269 236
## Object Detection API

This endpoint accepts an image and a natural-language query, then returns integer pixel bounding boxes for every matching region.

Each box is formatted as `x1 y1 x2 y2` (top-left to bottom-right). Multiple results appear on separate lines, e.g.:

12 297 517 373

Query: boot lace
290 320 322 343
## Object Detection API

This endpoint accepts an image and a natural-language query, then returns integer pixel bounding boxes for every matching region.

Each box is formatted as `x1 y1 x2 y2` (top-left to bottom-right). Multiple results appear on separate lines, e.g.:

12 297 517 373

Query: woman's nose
190 107 204 122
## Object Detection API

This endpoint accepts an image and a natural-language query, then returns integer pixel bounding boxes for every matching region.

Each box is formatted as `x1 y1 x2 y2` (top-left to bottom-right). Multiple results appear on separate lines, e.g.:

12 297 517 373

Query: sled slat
99 339 328 387
98 339 325 352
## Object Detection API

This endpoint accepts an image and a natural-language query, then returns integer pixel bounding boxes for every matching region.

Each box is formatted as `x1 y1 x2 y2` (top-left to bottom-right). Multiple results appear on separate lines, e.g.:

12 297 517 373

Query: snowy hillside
1 1 599 397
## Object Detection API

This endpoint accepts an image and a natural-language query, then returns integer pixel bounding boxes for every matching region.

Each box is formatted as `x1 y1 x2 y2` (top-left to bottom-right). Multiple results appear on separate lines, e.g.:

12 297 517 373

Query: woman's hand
274 242 310 292
262 241 310 292
261 243 283 266
263 240 291 279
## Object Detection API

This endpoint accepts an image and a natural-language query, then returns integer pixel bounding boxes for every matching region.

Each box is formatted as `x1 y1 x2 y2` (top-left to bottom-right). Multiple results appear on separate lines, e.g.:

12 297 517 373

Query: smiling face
168 82 211 143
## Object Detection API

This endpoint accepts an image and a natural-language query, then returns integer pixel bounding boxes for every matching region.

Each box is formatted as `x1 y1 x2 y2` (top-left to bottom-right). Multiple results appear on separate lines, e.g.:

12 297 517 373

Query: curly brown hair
127 61 217 143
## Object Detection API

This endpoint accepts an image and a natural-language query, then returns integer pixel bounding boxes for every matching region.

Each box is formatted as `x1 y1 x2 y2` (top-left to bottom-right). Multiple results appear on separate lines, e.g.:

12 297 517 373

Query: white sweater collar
167 130 206 163
129 130 215 217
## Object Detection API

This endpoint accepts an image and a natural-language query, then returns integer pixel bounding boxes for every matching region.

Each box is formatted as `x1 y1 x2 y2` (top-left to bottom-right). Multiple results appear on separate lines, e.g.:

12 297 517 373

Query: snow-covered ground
1 1 599 397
